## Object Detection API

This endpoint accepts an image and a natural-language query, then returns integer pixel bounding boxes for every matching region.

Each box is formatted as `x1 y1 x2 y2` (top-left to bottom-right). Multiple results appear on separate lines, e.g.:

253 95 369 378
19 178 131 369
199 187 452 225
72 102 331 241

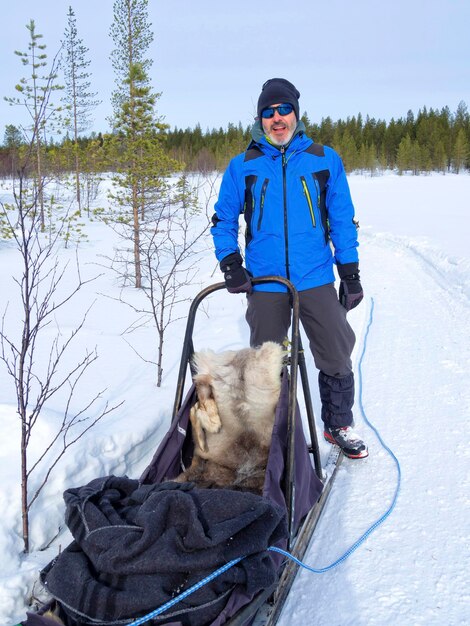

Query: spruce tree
452 128 469 173
108 0 179 288
454 101 469 132
61 6 100 213
396 135 412 174
3 125 24 176
333 128 358 172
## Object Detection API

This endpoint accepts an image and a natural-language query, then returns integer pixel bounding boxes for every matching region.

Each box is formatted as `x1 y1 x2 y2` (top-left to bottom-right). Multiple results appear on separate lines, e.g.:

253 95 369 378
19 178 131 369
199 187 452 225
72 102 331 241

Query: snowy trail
280 234 470 625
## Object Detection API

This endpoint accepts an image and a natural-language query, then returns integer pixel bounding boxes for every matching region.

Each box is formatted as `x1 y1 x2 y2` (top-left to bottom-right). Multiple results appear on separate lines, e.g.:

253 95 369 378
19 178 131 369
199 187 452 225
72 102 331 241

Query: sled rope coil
130 297 402 624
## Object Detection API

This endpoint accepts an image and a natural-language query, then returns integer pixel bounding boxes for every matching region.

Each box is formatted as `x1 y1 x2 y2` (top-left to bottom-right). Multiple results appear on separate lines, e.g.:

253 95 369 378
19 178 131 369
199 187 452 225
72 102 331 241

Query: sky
1 0 470 138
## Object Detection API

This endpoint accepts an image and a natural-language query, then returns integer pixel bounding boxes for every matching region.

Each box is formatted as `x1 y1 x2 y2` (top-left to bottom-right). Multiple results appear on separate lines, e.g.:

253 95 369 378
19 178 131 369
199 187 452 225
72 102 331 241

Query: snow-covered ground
0 172 469 625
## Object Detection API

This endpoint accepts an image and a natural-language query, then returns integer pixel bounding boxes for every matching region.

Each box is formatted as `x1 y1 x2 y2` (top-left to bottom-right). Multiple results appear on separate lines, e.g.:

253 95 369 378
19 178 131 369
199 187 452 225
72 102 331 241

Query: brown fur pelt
175 342 284 493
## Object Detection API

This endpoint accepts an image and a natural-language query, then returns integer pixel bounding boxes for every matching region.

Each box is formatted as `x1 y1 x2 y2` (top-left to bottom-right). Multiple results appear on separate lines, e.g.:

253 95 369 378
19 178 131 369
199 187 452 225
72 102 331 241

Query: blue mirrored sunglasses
261 103 294 119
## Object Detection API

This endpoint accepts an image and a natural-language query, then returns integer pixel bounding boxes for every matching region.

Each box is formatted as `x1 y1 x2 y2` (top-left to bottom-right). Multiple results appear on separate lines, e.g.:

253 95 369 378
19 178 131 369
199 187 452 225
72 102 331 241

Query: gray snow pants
246 283 356 428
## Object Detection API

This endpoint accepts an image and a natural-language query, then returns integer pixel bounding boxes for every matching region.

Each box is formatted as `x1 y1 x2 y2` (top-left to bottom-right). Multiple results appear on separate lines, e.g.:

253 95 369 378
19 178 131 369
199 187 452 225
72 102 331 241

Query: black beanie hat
257 78 300 120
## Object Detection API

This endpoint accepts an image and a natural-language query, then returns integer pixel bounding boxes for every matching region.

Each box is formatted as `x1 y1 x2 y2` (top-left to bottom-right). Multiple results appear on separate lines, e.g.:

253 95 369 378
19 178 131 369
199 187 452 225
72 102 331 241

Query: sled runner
21 277 344 626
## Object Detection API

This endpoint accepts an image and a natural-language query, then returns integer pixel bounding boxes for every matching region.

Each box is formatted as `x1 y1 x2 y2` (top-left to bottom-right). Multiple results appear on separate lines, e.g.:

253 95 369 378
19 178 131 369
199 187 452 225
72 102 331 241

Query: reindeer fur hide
175 341 284 493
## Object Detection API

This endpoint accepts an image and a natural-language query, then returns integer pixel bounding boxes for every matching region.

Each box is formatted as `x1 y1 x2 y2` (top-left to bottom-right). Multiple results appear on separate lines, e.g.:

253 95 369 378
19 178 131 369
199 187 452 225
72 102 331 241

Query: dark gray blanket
40 476 287 625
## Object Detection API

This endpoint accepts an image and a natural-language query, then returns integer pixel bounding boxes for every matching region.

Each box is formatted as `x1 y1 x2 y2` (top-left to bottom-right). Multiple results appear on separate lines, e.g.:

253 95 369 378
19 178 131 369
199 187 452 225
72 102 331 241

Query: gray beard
266 127 295 147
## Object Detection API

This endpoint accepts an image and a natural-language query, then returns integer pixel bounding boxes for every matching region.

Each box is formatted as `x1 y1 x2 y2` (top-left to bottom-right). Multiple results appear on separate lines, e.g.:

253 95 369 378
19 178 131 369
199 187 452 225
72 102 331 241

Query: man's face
261 103 297 146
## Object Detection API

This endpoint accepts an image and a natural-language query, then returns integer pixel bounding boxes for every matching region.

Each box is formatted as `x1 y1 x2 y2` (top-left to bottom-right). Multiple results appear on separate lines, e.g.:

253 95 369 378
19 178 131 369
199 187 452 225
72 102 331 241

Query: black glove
220 252 252 294
339 273 364 311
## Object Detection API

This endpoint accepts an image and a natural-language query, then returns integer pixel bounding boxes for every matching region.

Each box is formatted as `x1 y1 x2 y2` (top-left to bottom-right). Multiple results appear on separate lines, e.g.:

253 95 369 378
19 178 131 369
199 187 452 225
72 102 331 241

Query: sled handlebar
173 276 300 417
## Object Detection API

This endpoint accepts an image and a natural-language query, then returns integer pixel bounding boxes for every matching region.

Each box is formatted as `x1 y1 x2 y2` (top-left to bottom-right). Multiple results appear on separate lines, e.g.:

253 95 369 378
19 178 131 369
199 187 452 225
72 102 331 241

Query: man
211 78 367 459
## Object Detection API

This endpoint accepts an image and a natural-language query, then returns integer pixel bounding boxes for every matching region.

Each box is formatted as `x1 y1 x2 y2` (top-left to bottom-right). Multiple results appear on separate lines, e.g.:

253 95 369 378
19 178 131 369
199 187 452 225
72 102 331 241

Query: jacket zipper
312 174 321 208
300 175 316 227
281 146 290 280
257 178 269 230
312 172 329 243
243 175 257 247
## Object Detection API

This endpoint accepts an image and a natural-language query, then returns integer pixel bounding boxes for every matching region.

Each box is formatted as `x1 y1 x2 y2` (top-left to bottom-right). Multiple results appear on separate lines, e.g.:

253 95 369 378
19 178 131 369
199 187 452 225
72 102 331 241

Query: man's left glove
220 252 252 294
339 273 363 311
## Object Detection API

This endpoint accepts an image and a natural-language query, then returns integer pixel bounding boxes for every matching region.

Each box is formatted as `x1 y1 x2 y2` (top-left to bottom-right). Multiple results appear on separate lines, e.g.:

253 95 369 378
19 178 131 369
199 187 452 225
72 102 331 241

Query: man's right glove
220 252 252 294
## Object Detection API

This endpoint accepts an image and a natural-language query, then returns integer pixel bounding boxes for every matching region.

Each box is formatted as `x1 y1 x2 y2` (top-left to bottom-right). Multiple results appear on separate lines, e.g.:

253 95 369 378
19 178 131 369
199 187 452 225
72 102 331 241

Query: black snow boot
324 426 368 459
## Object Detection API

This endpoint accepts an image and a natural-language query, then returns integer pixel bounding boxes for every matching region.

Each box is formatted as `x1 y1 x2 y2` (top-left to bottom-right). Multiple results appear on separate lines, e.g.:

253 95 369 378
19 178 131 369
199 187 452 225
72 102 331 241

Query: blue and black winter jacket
211 122 359 292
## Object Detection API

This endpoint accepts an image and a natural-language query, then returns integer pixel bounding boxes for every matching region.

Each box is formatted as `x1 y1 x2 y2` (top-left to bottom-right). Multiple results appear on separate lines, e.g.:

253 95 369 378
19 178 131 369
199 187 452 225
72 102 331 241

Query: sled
139 276 343 625
21 277 343 626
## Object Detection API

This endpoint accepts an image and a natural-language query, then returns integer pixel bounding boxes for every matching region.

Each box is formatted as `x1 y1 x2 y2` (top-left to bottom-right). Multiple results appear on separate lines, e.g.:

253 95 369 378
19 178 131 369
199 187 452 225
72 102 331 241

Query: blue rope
129 297 401 623
130 557 243 624
268 297 401 573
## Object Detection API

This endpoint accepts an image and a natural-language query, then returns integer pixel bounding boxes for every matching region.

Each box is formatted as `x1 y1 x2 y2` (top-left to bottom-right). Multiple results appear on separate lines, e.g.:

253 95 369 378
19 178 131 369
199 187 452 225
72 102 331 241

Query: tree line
2 103 470 179
164 102 470 174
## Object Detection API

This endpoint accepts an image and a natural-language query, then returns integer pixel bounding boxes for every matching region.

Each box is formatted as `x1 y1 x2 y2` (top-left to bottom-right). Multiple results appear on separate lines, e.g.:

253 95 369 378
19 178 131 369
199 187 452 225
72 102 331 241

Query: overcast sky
1 0 469 138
